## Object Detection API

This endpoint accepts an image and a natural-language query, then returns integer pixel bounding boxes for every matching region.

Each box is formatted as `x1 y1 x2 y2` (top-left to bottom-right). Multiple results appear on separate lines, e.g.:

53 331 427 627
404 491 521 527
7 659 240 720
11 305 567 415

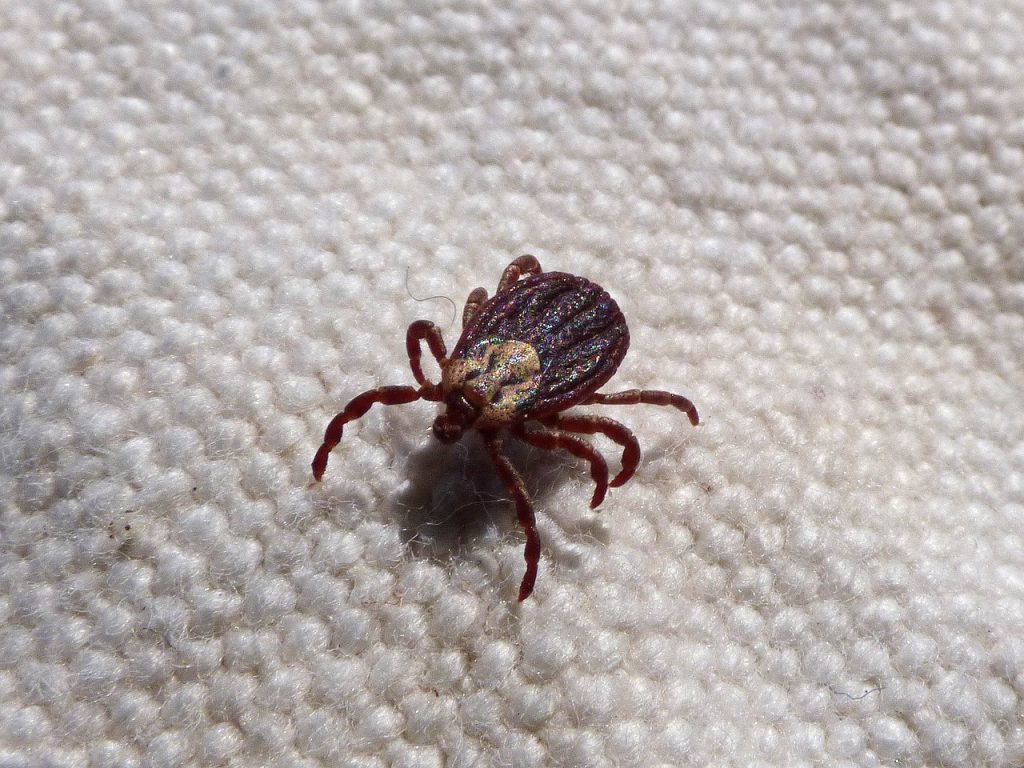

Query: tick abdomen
454 272 630 417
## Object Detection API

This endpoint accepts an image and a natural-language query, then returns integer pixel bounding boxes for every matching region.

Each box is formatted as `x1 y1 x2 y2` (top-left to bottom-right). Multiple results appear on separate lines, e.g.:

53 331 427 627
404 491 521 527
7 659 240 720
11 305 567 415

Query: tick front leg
485 435 541 601
312 385 425 481
539 414 639 488
585 389 700 427
512 423 609 507
406 320 447 386
496 254 542 292
462 287 488 328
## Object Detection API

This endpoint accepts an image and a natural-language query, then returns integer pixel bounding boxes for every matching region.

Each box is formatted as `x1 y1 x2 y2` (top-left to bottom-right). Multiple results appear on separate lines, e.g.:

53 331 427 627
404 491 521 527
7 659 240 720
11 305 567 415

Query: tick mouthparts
431 412 466 444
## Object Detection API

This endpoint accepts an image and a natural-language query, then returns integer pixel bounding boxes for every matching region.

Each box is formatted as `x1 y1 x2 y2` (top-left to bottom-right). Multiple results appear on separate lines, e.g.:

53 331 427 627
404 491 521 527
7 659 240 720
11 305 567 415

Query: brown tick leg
496 254 542 292
485 435 541 601
462 287 488 328
585 389 700 427
312 385 424 481
512 423 609 507
406 320 447 386
539 414 639 488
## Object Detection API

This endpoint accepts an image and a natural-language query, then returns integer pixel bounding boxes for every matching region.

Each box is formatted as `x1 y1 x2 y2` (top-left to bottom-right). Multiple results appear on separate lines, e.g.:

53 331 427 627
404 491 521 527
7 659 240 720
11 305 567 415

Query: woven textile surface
3 1 1024 766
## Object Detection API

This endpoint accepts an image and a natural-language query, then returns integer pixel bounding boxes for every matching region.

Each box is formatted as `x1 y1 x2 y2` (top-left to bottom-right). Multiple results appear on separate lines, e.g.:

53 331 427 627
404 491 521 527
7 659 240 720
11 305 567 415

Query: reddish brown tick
313 256 698 600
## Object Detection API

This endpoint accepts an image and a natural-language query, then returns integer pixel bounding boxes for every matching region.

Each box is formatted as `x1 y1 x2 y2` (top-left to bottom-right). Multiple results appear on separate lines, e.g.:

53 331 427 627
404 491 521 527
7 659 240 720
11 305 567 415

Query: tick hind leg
585 389 700 427
512 423 609 507
539 414 640 488
485 435 541 601
462 287 487 328
496 254 542 292
313 385 437 481
465 252 542 325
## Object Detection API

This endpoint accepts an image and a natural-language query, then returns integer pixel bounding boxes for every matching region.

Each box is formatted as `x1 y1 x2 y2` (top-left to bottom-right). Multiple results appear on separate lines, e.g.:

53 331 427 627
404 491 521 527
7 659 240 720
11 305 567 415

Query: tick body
313 256 698 600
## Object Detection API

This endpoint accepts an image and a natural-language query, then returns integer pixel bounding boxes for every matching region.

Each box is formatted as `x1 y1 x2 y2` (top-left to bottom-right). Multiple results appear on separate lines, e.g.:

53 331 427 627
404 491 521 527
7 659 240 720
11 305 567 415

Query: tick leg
462 287 488 328
312 385 424 481
485 435 541 601
585 389 700 427
406 319 447 386
539 414 639 488
512 423 609 507
496 254 542 292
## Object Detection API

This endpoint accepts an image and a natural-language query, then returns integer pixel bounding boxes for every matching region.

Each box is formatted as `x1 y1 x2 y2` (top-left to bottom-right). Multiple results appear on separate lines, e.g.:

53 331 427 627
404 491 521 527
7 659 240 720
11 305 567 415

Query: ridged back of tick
455 272 630 417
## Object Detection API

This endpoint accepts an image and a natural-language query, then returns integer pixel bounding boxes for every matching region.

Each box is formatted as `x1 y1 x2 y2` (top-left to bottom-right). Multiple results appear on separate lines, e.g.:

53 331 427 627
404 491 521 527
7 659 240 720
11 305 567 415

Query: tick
313 255 698 600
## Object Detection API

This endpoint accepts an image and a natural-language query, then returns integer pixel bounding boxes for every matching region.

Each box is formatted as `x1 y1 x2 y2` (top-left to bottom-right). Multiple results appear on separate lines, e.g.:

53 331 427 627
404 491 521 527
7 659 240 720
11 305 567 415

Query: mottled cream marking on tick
443 339 542 427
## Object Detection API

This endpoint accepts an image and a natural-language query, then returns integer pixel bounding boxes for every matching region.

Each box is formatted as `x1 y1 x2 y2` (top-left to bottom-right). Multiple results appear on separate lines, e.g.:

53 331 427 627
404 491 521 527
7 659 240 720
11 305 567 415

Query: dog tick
313 255 698 600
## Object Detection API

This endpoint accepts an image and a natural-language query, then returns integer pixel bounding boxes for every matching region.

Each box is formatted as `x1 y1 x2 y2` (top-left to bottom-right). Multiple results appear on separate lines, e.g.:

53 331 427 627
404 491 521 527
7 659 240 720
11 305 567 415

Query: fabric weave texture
2 1 1024 766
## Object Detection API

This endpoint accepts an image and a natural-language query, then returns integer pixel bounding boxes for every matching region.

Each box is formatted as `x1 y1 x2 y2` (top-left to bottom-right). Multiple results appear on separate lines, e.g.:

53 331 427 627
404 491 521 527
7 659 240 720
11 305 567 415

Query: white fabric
2 1 1024 765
